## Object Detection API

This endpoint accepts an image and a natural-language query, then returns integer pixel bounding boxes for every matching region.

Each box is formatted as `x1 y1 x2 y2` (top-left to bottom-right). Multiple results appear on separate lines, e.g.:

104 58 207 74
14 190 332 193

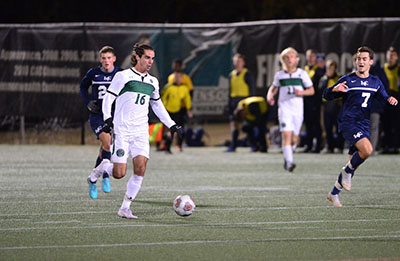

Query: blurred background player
267 47 314 171
234 96 268 153
324 46 398 207
382 46 400 154
167 59 194 97
88 43 183 219
319 60 344 153
303 49 325 153
162 71 193 152
225 53 256 152
80 46 122 199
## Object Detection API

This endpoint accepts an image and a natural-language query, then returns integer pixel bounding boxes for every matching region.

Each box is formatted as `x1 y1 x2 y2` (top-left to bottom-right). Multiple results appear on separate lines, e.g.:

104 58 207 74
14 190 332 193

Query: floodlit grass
0 145 399 260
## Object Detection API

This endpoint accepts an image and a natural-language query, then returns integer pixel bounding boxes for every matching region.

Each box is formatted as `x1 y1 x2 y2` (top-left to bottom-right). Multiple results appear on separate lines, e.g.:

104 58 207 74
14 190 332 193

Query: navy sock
94 156 102 168
345 151 364 177
231 130 239 149
331 186 341 195
331 173 342 195
101 150 111 160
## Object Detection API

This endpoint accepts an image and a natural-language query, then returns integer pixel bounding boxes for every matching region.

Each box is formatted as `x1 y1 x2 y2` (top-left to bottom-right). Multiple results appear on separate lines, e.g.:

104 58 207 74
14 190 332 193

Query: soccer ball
173 194 195 216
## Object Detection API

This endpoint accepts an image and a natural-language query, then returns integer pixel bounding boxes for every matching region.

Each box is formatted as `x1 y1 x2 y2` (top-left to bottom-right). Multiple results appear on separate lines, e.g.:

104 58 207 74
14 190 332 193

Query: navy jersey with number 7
323 72 389 136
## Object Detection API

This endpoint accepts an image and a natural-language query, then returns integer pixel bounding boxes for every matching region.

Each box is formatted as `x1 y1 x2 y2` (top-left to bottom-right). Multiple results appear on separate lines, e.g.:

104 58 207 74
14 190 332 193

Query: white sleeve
102 72 123 120
151 99 176 128
149 78 175 128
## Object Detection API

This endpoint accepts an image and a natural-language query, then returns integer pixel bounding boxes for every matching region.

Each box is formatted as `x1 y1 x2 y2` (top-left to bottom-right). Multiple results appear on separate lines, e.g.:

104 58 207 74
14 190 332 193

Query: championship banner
0 18 399 128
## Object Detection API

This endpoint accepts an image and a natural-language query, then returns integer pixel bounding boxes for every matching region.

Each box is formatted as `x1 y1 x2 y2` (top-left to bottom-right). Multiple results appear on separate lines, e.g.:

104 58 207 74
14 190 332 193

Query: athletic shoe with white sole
327 192 342 207
118 208 138 219
102 177 111 193
341 168 352 191
87 177 98 199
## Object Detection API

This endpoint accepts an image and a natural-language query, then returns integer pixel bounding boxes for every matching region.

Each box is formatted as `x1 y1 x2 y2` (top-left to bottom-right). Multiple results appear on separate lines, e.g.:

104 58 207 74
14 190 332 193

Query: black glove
87 100 101 114
170 125 184 139
102 118 113 133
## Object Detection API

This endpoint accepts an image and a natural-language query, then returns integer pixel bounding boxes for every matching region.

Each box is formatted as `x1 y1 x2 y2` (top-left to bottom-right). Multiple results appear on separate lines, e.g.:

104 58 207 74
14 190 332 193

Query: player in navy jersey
80 46 122 199
323 47 398 207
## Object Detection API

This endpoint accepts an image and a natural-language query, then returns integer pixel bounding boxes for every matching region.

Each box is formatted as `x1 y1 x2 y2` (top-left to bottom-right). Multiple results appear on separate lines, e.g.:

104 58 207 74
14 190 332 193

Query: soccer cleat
117 208 138 219
327 192 342 207
284 160 296 172
341 168 352 191
102 177 111 193
224 146 235 153
87 177 98 199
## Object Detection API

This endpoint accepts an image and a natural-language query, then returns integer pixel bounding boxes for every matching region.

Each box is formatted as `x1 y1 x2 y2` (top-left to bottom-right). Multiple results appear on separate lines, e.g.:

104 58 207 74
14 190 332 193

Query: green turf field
1 145 399 260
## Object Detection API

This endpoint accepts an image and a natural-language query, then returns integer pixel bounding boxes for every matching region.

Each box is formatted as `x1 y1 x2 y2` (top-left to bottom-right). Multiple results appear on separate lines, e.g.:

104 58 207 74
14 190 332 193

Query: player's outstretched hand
333 81 348 92
170 125 184 140
87 100 101 114
387 96 398 106
102 118 113 133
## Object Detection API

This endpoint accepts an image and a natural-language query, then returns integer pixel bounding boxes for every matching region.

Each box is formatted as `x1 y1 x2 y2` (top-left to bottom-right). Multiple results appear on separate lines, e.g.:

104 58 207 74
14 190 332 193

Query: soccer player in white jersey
88 43 183 219
267 47 315 171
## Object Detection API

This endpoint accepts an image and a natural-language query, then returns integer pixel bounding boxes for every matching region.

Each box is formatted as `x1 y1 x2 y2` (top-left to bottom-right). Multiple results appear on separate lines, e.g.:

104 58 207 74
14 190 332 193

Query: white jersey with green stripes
272 68 313 115
103 67 175 136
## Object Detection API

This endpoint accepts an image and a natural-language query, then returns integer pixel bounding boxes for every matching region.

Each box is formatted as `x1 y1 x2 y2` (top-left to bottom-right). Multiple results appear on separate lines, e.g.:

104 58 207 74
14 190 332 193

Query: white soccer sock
292 145 297 152
283 145 293 165
121 174 144 210
90 159 112 183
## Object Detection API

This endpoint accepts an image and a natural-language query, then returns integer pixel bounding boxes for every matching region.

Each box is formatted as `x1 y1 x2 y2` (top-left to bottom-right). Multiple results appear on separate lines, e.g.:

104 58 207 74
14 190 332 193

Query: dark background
1 0 399 24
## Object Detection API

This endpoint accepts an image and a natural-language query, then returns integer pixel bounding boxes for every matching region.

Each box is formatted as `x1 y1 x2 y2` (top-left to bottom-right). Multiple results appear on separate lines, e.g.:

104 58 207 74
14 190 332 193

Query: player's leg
87 114 106 199
118 135 150 219
282 131 296 171
98 132 112 192
225 120 240 152
340 137 372 190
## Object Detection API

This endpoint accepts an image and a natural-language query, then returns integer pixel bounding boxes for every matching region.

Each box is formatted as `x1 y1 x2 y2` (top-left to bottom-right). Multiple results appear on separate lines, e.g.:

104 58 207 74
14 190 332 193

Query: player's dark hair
99 46 115 56
130 43 154 66
357 46 374 60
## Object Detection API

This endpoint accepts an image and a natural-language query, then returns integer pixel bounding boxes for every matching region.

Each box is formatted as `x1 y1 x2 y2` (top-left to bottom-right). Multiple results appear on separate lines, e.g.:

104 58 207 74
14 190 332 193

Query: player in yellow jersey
234 96 268 153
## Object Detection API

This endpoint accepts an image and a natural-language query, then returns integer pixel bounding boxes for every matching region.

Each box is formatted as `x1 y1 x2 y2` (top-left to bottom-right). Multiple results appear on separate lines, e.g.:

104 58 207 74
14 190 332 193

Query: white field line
0 204 398 219
1 235 400 250
0 204 397 217
0 218 399 231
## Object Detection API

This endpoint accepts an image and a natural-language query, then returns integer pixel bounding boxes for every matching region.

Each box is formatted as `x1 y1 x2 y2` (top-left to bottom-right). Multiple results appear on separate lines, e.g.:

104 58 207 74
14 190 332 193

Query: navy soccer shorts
340 122 370 155
89 113 105 137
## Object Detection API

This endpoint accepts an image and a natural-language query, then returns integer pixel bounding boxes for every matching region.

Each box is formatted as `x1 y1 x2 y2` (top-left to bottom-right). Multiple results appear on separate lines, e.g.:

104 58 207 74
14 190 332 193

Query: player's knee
360 146 373 159
134 165 146 176
112 168 126 179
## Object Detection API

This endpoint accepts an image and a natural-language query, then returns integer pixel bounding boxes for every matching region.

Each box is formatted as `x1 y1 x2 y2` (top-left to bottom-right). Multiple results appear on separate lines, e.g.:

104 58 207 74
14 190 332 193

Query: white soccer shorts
278 111 303 136
112 133 150 163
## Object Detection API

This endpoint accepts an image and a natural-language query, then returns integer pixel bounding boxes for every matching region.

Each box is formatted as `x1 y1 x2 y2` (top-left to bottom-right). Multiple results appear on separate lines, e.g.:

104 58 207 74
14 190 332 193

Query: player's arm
245 71 256 96
150 79 176 128
377 79 399 106
295 86 315 96
266 85 278 106
323 77 347 100
79 70 92 106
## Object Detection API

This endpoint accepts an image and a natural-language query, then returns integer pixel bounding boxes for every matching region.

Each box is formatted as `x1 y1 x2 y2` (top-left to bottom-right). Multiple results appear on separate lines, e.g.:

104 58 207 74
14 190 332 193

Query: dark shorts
89 113 105 137
339 122 370 155
229 97 246 121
